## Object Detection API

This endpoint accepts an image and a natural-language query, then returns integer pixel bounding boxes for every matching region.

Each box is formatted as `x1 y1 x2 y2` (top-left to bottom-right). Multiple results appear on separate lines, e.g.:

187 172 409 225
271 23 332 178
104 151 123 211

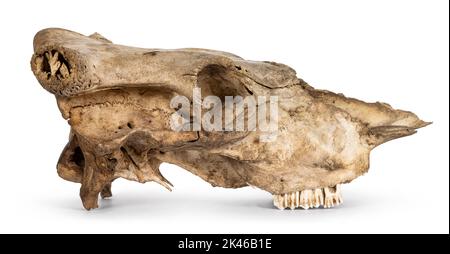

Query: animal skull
31 28 429 210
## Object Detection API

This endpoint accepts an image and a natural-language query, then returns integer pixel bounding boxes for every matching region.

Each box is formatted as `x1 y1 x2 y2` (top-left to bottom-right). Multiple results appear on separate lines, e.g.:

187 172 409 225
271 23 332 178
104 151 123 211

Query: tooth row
273 184 343 210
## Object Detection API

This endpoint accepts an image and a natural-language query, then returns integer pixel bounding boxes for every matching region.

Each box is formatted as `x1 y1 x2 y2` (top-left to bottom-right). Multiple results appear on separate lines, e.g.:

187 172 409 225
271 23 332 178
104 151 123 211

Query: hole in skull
71 146 85 168
127 122 134 129
41 55 51 75
38 50 71 79
106 158 117 171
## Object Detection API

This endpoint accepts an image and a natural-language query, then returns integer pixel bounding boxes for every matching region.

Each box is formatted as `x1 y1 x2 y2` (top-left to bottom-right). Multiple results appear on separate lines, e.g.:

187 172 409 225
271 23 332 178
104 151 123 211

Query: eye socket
197 64 252 102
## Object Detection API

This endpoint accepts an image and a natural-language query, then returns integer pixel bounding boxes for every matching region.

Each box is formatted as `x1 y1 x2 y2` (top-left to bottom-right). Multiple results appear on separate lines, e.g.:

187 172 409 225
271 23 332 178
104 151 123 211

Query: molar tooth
299 190 311 209
336 184 343 204
307 190 314 208
289 192 296 210
307 189 314 208
324 187 332 208
273 194 285 210
314 188 324 208
273 185 343 210
274 194 282 209
284 193 288 208
323 184 343 208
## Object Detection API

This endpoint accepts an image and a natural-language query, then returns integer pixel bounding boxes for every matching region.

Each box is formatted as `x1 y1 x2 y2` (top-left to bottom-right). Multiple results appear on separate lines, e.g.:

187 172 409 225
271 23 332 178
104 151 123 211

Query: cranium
31 28 429 210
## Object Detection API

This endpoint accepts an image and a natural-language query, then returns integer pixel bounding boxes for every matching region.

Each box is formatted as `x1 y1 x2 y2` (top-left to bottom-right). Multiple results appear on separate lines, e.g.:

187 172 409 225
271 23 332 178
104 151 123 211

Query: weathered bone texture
31 28 429 210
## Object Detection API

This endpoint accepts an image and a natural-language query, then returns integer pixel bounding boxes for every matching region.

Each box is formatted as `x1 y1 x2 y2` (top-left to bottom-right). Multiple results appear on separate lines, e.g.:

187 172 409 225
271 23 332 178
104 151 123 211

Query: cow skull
31 28 429 210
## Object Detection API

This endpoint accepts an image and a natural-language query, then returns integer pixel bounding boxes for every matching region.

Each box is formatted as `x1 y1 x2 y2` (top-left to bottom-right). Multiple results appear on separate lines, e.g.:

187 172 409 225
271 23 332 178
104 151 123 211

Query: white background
0 0 448 233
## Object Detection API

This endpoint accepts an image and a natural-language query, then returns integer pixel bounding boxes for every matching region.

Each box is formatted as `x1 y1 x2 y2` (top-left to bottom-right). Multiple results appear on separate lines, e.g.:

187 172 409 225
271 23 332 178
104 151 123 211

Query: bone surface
30 28 429 210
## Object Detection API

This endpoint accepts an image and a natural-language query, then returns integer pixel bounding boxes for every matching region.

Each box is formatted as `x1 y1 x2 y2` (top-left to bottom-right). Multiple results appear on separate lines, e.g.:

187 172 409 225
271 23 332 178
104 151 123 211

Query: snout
31 45 97 96
30 28 103 96
30 28 204 98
